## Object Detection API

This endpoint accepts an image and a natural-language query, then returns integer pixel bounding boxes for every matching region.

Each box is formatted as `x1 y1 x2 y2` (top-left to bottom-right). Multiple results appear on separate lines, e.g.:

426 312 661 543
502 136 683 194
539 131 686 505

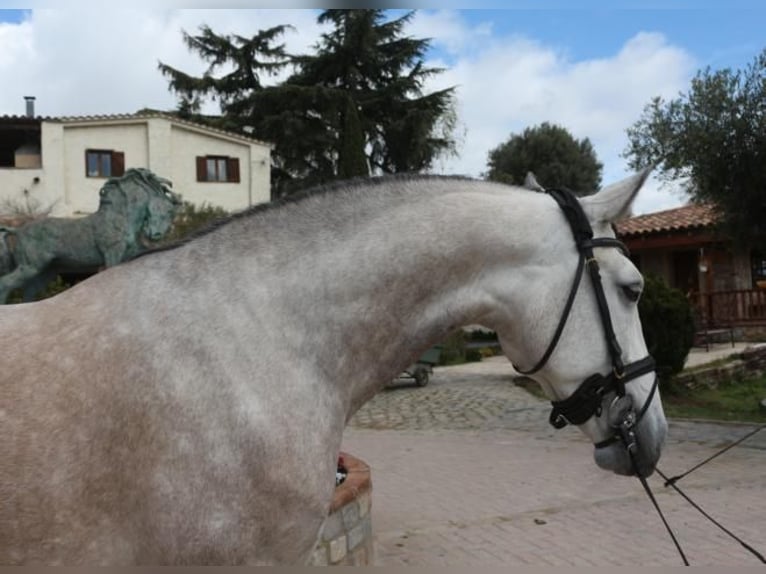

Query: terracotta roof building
0 98 273 218
616 202 766 328
616 203 718 237
614 203 723 254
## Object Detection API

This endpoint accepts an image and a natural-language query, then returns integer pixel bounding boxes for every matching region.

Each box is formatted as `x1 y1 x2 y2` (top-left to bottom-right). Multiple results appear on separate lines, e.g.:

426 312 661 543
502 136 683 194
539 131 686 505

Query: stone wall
676 344 766 389
309 452 373 566
740 325 766 342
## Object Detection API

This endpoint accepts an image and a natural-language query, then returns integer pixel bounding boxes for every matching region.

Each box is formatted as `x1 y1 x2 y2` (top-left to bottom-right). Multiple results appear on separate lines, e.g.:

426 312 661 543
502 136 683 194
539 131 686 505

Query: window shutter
227 157 240 183
112 151 125 177
196 156 207 182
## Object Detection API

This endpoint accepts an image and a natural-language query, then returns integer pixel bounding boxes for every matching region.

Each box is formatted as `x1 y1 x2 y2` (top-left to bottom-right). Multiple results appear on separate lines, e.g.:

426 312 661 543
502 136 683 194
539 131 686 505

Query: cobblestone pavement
342 355 766 566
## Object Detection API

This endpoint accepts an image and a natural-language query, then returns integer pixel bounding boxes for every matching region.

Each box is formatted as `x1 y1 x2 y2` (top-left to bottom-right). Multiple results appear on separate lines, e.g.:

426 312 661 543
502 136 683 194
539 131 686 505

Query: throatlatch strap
514 193 630 376
514 252 586 375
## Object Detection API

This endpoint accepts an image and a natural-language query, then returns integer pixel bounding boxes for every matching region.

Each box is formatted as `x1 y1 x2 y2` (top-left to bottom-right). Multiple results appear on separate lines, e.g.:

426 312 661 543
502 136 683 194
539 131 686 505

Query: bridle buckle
553 413 570 429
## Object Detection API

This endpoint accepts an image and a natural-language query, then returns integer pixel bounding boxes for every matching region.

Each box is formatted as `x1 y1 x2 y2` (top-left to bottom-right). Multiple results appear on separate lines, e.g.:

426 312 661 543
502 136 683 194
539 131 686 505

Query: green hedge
638 274 696 388
8 274 72 304
437 330 485 365
162 201 229 243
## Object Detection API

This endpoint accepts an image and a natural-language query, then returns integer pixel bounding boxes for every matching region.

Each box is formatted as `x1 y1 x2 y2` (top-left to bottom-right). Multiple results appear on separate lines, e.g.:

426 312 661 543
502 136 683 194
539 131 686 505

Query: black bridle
511 187 766 565
513 187 658 454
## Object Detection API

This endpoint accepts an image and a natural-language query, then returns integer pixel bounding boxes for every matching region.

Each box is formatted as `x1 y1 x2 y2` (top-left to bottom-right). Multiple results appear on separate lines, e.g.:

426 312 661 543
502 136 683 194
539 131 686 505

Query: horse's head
497 169 666 478
130 170 181 242
142 192 181 241
98 168 181 242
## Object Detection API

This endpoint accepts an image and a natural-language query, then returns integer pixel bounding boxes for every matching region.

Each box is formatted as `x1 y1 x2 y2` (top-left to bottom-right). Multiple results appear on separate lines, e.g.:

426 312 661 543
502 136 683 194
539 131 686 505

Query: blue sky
4 7 761 64
0 7 764 213
0 9 24 22
449 8 763 70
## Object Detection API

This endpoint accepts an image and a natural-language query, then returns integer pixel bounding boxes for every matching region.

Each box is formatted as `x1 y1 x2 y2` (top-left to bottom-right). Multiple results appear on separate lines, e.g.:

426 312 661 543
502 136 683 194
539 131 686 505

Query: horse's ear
523 172 545 192
580 167 652 224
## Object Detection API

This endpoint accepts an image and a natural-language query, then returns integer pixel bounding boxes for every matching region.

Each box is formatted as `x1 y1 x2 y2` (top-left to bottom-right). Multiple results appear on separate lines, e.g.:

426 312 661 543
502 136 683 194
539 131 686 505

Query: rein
513 187 657 448
654 424 766 565
643 425 766 566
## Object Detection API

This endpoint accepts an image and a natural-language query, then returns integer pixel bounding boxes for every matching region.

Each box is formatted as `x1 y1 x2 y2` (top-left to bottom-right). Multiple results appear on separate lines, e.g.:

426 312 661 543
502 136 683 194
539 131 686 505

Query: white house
0 99 272 217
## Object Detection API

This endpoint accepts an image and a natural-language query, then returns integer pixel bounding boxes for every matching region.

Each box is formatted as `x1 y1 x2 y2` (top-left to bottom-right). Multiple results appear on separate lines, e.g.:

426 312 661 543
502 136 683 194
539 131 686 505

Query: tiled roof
615 203 718 237
0 115 49 123
55 112 272 147
0 111 271 147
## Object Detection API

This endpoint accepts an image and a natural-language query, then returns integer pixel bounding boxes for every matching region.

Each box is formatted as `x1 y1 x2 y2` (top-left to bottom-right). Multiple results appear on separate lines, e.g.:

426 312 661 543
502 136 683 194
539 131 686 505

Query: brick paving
342 353 766 566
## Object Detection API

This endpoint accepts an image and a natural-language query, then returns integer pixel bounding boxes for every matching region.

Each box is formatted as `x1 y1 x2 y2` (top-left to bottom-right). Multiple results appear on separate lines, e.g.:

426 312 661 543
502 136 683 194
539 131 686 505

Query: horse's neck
218 180 553 416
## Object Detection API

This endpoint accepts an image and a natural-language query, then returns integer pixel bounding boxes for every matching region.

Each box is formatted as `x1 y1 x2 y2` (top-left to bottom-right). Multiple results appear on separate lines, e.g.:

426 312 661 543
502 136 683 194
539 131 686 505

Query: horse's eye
622 285 641 303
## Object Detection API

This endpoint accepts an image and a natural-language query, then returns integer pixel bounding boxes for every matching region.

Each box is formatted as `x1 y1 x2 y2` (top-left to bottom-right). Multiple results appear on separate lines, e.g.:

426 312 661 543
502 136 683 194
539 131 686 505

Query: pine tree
159 11 457 197
159 24 293 130
338 96 369 179
293 10 457 175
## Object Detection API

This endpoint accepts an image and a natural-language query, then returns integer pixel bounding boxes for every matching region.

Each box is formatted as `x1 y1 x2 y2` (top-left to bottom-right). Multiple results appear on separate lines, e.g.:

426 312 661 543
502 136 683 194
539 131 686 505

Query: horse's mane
136 174 478 258
99 168 177 210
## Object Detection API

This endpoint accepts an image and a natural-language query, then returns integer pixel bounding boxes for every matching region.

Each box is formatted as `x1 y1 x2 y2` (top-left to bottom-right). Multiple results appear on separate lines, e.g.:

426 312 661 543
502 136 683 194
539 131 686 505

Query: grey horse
0 170 666 564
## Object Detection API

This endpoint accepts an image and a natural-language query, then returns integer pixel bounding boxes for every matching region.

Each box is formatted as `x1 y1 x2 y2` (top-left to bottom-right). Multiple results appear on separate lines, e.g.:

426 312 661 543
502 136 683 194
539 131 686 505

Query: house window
751 251 766 287
85 149 125 178
196 155 240 183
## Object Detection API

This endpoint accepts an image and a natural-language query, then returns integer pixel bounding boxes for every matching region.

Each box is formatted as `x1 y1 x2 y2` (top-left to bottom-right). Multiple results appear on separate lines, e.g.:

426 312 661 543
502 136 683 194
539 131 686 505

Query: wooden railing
701 289 766 325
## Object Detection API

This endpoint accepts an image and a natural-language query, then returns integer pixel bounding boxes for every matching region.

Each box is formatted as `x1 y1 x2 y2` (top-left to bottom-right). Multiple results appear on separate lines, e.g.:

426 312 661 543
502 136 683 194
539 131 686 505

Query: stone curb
309 452 374 566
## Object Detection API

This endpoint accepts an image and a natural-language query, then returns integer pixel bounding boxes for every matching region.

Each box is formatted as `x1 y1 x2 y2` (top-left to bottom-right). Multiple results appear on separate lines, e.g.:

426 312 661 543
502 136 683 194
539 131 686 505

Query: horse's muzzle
594 415 667 477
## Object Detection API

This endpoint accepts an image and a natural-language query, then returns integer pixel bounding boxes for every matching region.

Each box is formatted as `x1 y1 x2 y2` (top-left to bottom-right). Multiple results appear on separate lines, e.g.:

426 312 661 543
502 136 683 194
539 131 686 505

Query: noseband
513 187 658 451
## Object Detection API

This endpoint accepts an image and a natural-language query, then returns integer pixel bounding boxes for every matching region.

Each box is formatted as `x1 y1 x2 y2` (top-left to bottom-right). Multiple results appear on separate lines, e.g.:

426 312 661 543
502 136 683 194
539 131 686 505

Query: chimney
24 96 35 118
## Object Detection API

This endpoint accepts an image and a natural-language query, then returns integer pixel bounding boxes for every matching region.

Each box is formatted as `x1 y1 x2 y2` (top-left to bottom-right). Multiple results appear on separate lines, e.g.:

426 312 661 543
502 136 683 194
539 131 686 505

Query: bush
466 329 498 342
478 347 497 359
437 330 489 365
464 348 483 362
638 274 696 389
164 201 229 243
8 274 73 303
438 330 467 365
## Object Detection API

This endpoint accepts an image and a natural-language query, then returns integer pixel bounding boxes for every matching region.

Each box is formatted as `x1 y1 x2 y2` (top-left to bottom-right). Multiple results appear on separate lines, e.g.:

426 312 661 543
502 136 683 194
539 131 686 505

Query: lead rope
620 423 689 565
635 470 690 565
662 424 765 487
625 422 766 565
656 467 766 563
656 423 766 564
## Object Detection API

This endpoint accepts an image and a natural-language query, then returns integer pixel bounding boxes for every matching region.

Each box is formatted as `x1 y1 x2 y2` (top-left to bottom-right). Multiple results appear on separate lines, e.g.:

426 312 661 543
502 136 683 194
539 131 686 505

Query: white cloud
408 9 493 57
0 9 695 214
415 14 696 213
0 9 325 117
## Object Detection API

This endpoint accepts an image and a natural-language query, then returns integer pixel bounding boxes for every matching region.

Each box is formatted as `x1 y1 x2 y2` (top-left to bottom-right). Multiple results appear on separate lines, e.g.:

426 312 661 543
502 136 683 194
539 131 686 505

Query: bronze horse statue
0 168 181 303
